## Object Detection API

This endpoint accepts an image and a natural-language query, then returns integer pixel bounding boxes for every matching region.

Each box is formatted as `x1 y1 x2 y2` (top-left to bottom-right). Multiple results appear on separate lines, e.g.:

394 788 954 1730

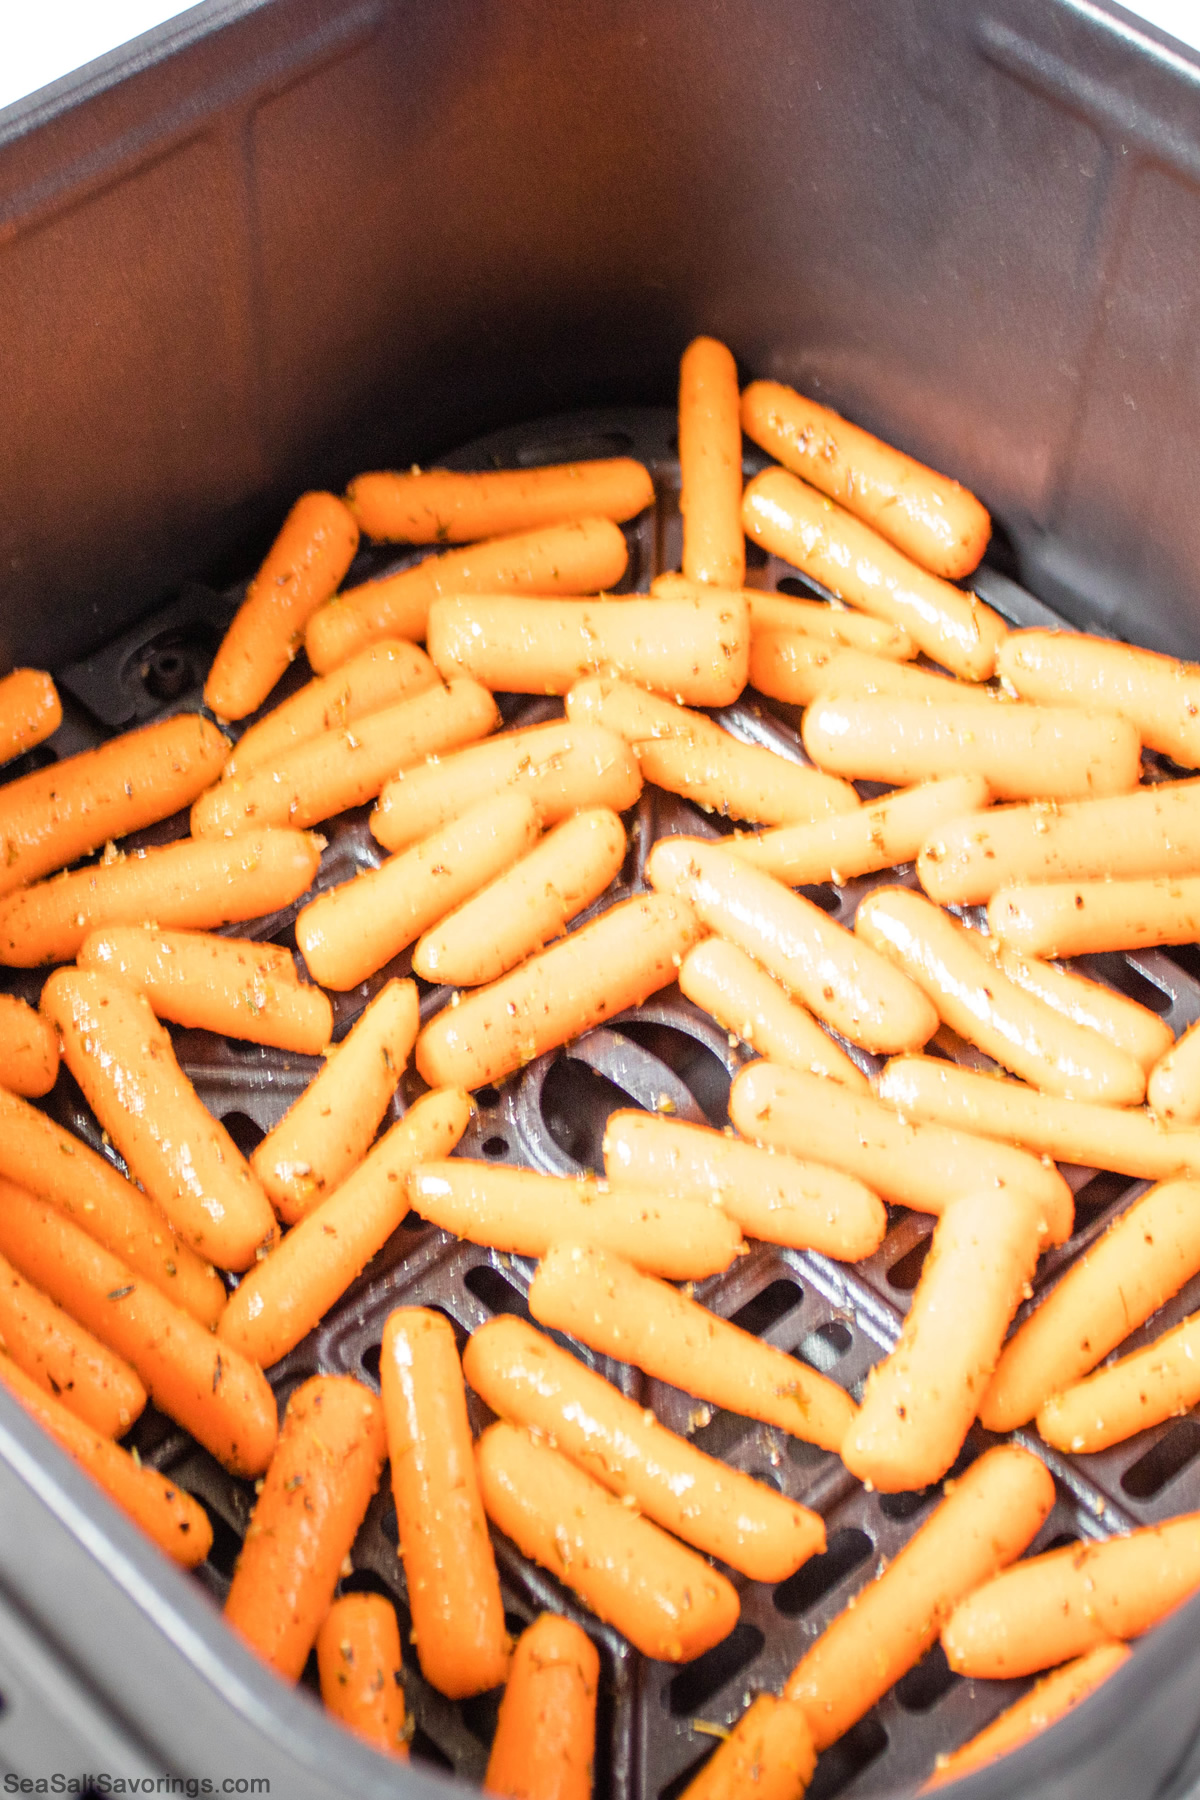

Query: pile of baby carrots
6 333 1200 1794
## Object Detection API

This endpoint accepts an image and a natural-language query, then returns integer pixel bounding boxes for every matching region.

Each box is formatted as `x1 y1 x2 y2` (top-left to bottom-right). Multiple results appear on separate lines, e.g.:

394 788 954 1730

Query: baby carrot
224 639 439 777
381 1308 508 1698
742 468 1006 681
0 670 61 764
0 1182 277 1475
193 678 499 837
0 1353 212 1568
980 1178 1200 1432
729 1061 1074 1244
528 1242 855 1452
204 492 360 720
679 336 745 588
464 1316 825 1582
348 457 653 543
408 1161 743 1281
0 1086 225 1327
679 1695 816 1800
988 874 1200 960
415 892 703 1091
748 636 1004 710
476 1421 739 1663
942 1515 1200 1678
252 978 419 1223
412 808 627 987
565 677 857 824
219 1088 471 1366
740 381 991 580
305 518 630 672
486 1613 598 1800
316 1593 408 1760
78 926 333 1055
1149 1020 1200 1124
0 826 322 968
652 573 916 659
0 994 58 1096
0 712 228 901
784 1445 1055 1750
998 629 1200 769
43 967 278 1271
0 1248 146 1436
1038 1308 1200 1453
679 938 869 1090
994 947 1173 1074
646 838 937 1056
225 1375 385 1681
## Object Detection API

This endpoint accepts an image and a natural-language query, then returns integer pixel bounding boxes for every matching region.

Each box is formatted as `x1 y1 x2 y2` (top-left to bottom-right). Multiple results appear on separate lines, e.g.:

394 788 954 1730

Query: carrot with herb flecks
988 873 1200 960
748 636 1005 710
348 457 653 544
678 336 745 588
1038 1309 1200 1454
998 628 1200 770
679 1695 817 1800
486 1614 599 1800
0 1248 146 1436
0 993 58 1096
653 572 916 659
316 1593 409 1760
993 947 1173 1074
677 937 869 1090
0 669 61 765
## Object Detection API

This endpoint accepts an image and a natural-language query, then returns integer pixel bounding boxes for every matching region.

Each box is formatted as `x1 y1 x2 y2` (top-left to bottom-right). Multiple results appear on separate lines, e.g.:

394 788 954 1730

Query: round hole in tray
481 1134 510 1158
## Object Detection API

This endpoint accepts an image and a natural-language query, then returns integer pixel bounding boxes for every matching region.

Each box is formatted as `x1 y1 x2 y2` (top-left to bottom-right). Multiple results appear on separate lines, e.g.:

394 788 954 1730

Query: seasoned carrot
0 712 227 901
646 837 937 1056
0 1353 212 1568
220 1089 471 1366
742 468 1006 681
0 1248 146 1436
409 1160 743 1282
678 938 869 1090
1038 1308 1200 1454
741 381 991 580
1149 1020 1200 1124
0 827 322 968
305 518 630 672
252 978 419 1222
225 1376 385 1680
415 892 703 1091
980 1179 1200 1431
316 1593 408 1759
679 1695 816 1800
371 719 641 854
529 1242 855 1452
0 670 61 765
381 1309 508 1698
748 636 1004 709
465 1316 825 1581
729 1061 1074 1244
205 492 360 720
297 791 539 990
43 967 278 1272
486 1613 598 1800
78 926 333 1055
0 1183 277 1475
225 639 439 777
0 1086 225 1327
998 629 1200 769
476 1421 739 1663
988 874 1200 960
652 573 916 659
602 1108 886 1261
784 1445 1055 1749
679 337 745 587
993 947 1173 1074
348 457 653 543
0 994 58 1096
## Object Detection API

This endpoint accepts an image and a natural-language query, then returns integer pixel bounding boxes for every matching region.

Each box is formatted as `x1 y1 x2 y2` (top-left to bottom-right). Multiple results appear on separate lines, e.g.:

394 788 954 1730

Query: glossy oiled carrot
0 712 227 901
0 994 58 1096
348 457 653 543
679 337 745 587
252 978 419 1222
0 1182 277 1475
486 1614 598 1800
43 968 278 1272
381 1309 508 1698
988 874 1200 960
1038 1308 1200 1454
78 926 333 1055
476 1421 739 1663
220 1088 471 1366
0 827 322 968
225 1376 385 1681
993 948 1173 1074
679 1695 816 1800
0 1248 146 1436
679 937 869 1090
1149 1020 1200 1124
305 518 630 672
0 670 61 765
205 492 360 720
748 635 1004 709
225 638 439 777
0 1353 212 1568
652 572 916 659
316 1593 408 1760
998 629 1200 769
529 1243 855 1452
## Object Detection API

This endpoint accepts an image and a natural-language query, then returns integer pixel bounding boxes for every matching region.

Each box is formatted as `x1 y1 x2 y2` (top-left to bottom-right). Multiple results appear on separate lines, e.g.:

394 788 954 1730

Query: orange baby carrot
0 1182 277 1475
993 947 1173 1075
784 1445 1055 1750
0 712 227 901
0 1352 212 1568
529 1242 855 1452
225 639 440 777
317 1593 408 1759
485 1613 598 1800
476 1421 739 1663
381 1308 508 1698
748 635 1004 709
305 518 630 672
78 926 332 1055
0 826 322 968
225 1376 385 1680
989 873 1200 961
348 457 653 543
677 937 869 1090
0 1248 146 1436
205 492 360 720
0 994 58 1096
0 670 61 764
464 1315 825 1582
252 978 419 1222
43 967 278 1272
1038 1308 1200 1454
679 1695 817 1800
220 1089 471 1366
998 629 1200 769
653 572 916 659
678 336 745 588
